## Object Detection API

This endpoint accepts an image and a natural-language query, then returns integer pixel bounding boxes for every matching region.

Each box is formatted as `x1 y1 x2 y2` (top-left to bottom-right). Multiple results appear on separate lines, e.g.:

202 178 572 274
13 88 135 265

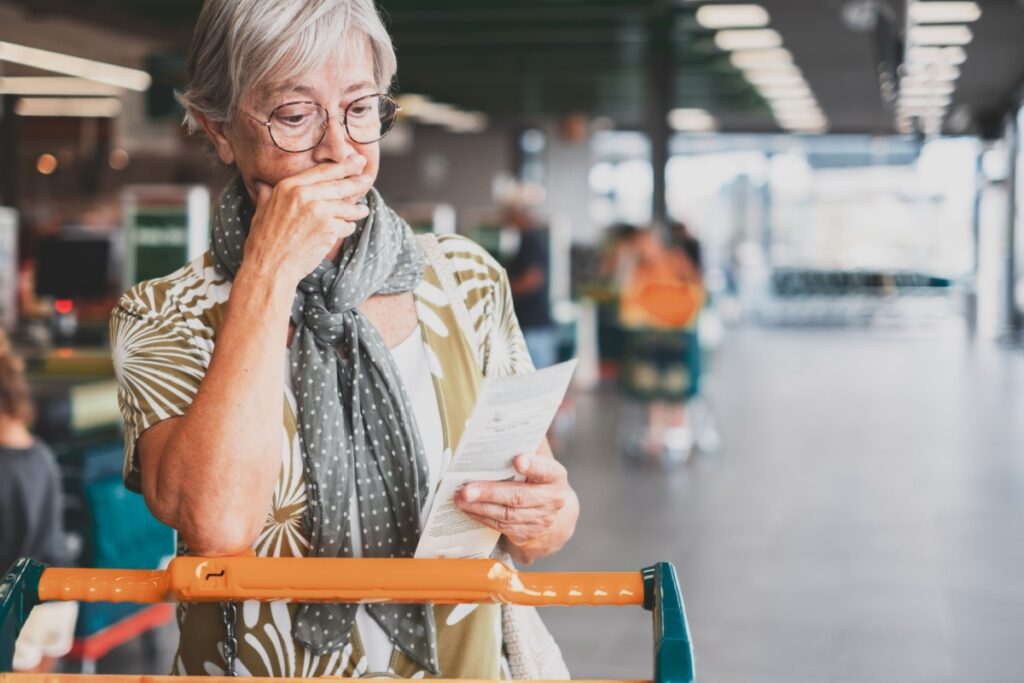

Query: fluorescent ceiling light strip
696 4 770 29
15 96 123 117
900 83 956 96
729 48 793 69
906 46 967 65
772 103 821 115
0 76 121 96
776 115 827 125
742 64 802 79
0 42 150 91
908 25 973 46
908 2 981 24
749 74 802 88
668 108 717 131
901 63 961 80
715 28 782 51
761 85 813 98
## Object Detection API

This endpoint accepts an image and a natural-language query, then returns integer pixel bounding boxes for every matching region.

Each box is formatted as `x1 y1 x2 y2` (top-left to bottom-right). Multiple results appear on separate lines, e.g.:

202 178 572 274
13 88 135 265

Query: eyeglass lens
268 95 398 152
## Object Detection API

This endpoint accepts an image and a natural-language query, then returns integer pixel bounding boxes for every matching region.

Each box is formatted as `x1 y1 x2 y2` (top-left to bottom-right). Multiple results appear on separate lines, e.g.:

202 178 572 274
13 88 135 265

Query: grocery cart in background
0 556 694 683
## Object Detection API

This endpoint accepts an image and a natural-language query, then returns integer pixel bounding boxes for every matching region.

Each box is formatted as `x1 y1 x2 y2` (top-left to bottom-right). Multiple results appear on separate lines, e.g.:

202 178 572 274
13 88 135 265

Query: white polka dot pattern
210 176 438 674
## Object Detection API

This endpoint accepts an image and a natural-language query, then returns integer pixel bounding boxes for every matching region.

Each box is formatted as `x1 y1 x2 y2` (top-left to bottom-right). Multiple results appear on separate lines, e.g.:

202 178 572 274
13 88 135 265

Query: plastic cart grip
3 557 694 682
37 557 644 606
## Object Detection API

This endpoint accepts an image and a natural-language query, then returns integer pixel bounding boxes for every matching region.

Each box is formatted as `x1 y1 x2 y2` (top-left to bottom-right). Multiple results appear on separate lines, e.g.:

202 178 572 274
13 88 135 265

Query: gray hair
178 0 397 133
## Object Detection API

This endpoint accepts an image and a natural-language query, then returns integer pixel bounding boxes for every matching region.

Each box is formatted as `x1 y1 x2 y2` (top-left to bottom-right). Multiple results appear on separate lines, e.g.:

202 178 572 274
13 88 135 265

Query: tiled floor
89 327 1024 682
536 328 1024 683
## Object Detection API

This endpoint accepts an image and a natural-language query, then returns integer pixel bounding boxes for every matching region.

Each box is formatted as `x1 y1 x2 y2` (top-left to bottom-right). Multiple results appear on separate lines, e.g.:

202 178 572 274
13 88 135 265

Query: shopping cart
0 556 694 682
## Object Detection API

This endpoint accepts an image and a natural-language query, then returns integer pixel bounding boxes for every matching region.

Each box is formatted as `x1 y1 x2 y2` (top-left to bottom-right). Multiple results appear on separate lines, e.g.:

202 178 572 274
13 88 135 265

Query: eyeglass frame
245 92 401 153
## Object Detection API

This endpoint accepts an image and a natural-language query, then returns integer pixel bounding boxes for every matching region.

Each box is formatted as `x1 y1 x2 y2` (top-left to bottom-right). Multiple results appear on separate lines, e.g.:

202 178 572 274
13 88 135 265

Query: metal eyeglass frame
246 92 401 153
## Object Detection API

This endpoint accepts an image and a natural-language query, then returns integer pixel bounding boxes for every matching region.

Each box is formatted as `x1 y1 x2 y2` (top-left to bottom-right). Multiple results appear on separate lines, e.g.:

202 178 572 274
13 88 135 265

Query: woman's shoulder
114 252 230 330
432 234 506 280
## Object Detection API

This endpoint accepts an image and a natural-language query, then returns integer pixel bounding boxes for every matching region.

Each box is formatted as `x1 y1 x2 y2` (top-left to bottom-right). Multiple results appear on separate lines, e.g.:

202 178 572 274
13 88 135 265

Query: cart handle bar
2 559 693 683
2 676 648 683
37 557 644 606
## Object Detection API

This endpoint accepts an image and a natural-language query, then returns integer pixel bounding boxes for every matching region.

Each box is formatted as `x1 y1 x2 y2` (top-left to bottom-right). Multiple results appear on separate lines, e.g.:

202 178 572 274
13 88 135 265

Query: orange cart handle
38 557 645 607
2 676 647 683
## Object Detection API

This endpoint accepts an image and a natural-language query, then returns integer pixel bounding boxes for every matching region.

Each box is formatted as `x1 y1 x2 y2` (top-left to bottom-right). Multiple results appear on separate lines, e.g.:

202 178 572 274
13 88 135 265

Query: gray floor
95 327 1024 682
536 327 1024 683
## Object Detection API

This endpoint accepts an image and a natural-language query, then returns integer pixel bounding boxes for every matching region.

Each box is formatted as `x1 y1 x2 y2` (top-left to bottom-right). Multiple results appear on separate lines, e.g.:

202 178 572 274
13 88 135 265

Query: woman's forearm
146 262 295 555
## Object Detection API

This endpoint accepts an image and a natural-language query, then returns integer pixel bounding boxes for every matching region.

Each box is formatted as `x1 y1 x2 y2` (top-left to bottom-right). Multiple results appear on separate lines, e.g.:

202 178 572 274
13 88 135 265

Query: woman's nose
312 113 356 163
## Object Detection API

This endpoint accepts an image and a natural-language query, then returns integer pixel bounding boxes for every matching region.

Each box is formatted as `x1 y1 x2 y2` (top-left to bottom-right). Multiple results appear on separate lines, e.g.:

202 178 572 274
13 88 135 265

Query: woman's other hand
243 158 374 284
455 444 579 565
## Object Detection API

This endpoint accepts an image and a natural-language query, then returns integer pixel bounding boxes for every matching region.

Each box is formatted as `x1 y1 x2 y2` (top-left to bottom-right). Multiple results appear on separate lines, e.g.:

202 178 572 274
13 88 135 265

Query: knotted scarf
211 175 438 673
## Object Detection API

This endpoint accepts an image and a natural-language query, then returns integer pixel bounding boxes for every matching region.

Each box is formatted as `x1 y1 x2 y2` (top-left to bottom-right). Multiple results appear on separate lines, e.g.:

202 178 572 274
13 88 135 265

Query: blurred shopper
505 204 557 368
109 0 577 678
0 331 77 672
598 223 642 293
617 229 704 462
666 221 703 286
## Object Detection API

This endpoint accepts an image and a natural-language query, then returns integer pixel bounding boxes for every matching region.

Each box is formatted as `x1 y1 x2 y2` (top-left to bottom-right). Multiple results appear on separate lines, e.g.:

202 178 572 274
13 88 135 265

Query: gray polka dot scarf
211 175 439 673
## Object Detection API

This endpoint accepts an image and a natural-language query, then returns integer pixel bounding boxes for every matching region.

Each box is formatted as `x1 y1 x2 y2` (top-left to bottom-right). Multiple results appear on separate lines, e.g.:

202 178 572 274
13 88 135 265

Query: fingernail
353 155 367 167
518 455 531 471
463 486 479 502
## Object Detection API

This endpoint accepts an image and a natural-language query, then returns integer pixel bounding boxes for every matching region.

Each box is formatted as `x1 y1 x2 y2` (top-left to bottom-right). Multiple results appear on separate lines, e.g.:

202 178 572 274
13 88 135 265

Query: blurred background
1 0 1023 681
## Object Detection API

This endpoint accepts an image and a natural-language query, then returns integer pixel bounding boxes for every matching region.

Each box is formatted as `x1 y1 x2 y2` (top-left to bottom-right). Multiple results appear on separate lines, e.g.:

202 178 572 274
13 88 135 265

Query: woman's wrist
234 260 297 307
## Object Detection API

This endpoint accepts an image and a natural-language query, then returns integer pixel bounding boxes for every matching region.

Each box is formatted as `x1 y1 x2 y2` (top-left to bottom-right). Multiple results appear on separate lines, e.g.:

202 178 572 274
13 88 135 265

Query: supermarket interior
1 1 1024 682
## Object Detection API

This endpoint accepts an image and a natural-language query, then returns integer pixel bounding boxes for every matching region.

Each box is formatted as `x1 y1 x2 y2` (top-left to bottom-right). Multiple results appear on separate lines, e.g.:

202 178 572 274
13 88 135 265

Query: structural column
647 12 672 229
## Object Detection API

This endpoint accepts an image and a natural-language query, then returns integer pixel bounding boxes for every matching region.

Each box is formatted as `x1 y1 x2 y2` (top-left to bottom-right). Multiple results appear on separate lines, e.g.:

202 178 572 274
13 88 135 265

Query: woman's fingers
458 480 558 511
279 158 365 189
461 511 549 544
514 454 568 485
458 501 554 525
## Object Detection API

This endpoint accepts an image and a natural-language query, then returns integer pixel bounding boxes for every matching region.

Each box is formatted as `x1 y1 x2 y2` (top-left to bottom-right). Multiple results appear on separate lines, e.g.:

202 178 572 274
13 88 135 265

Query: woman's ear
194 111 236 165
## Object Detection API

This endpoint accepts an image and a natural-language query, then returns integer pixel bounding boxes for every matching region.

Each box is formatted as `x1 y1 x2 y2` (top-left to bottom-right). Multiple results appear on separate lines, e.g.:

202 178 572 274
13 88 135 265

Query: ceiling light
0 76 122 96
14 97 123 117
906 46 968 65
36 153 58 175
783 124 828 134
714 29 783 51
897 103 950 115
776 112 827 125
729 48 793 69
907 25 973 46
0 41 150 91
696 4 770 29
908 2 981 24
770 99 821 112
667 108 718 132
900 82 956 96
900 63 961 81
899 95 953 108
741 64 802 79
745 71 806 87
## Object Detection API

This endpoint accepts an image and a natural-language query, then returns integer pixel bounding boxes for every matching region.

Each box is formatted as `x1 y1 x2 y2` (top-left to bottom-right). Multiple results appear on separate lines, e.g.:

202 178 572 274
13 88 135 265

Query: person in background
616 229 704 461
0 330 77 672
506 204 558 368
666 221 703 287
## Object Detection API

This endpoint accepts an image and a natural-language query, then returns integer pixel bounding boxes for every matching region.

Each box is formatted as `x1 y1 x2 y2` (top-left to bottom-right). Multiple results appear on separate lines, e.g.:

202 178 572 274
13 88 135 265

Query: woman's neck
0 417 33 449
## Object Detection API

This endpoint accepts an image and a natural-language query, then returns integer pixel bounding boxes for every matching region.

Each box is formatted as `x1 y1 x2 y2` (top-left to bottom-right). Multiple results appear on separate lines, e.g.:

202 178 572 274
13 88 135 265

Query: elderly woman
110 0 578 677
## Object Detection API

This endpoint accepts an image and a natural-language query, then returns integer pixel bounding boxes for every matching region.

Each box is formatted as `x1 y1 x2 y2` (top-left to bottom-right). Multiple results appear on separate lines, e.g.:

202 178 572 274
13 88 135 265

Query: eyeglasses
247 93 400 153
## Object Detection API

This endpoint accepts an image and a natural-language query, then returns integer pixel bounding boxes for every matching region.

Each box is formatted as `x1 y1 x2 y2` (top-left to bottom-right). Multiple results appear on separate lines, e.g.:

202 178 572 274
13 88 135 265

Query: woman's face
205 36 381 201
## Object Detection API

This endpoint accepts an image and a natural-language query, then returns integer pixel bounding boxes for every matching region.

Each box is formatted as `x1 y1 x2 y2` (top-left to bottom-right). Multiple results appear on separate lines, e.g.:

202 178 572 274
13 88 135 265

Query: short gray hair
178 0 397 133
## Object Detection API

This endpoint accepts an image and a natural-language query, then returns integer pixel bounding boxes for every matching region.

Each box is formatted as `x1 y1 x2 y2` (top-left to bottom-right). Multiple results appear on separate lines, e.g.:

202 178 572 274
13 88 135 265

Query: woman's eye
348 105 373 118
277 113 310 126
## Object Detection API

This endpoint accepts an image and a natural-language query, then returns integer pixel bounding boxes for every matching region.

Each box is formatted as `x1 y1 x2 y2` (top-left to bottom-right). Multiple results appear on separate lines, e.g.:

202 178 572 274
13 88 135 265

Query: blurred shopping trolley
0 556 695 683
